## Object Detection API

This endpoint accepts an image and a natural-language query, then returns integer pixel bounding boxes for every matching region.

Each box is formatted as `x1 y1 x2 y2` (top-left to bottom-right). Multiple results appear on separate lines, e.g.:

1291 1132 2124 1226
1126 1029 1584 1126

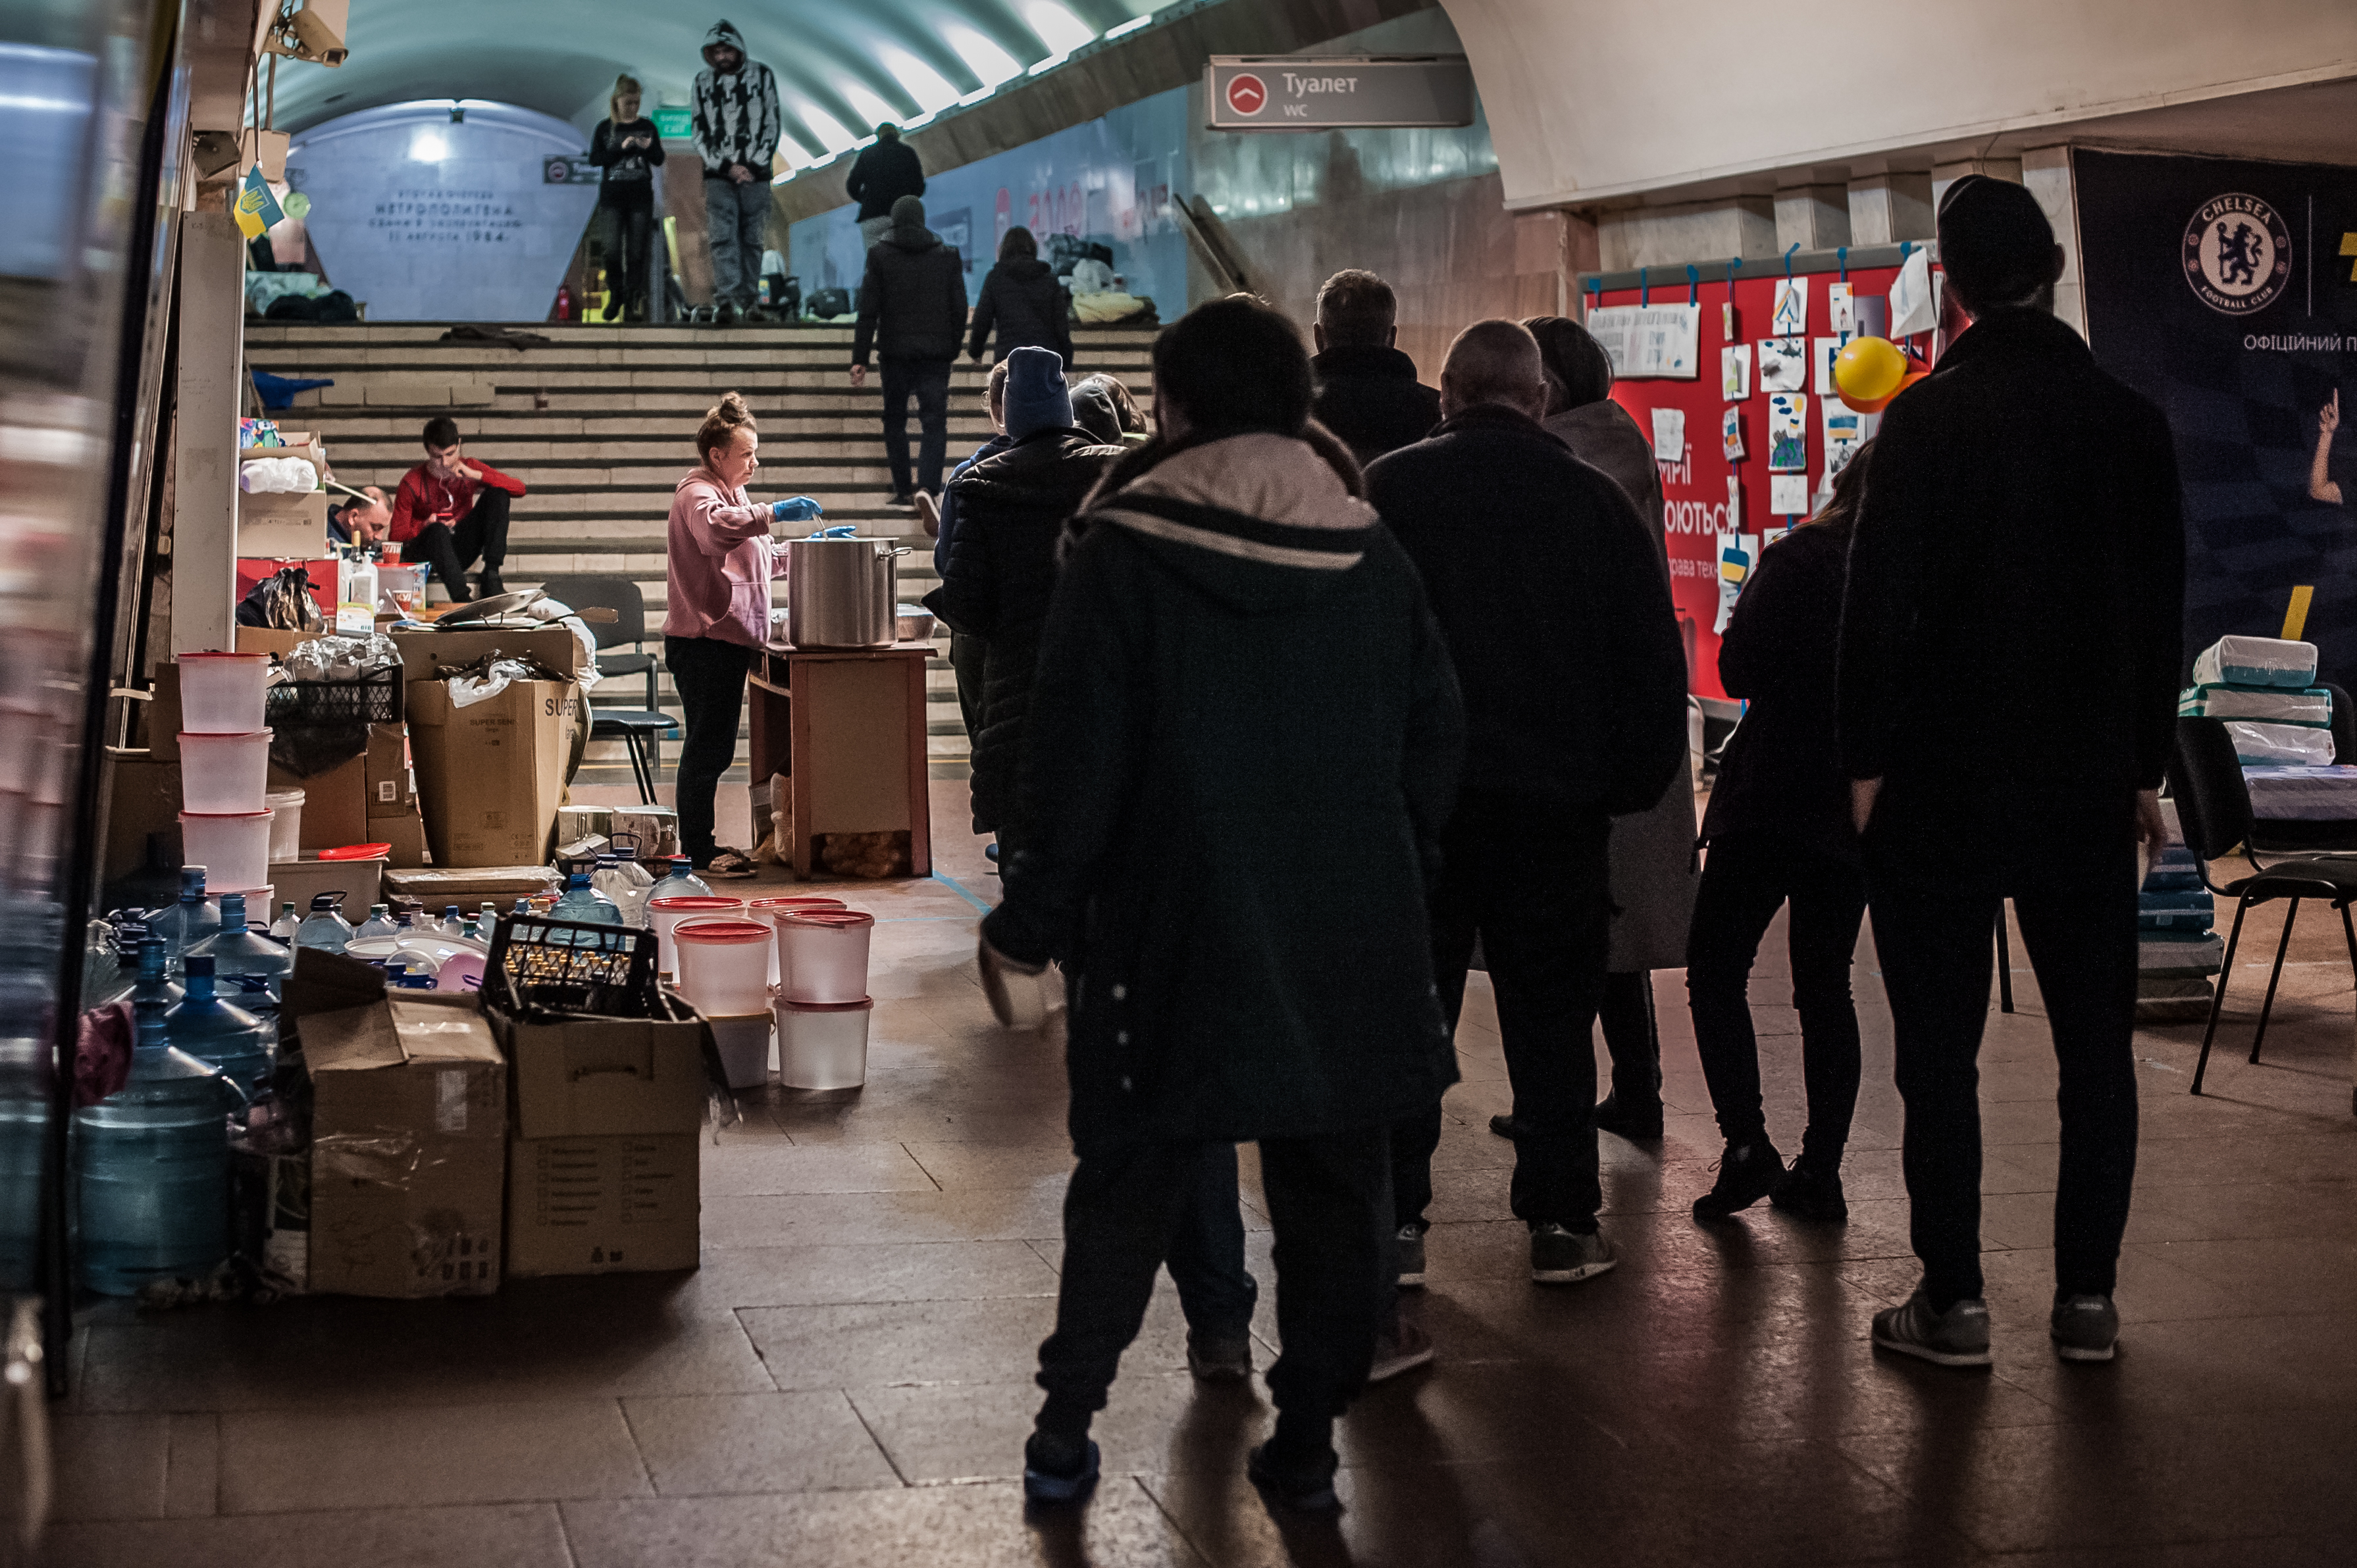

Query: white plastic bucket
775 996 871 1090
707 1012 773 1090
179 731 272 814
673 918 775 1017
777 909 874 1005
175 652 269 734
748 896 846 988
647 894 744 974
178 811 272 896
265 789 304 862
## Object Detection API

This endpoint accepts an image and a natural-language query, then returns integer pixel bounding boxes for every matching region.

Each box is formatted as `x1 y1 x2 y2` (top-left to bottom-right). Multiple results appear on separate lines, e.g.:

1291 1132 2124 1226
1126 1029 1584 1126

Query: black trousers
1038 1128 1384 1434
603 195 653 316
409 485 510 603
880 359 952 498
1867 799 2140 1305
1686 834 1868 1166
663 635 754 865
948 628 985 744
1599 970 1661 1105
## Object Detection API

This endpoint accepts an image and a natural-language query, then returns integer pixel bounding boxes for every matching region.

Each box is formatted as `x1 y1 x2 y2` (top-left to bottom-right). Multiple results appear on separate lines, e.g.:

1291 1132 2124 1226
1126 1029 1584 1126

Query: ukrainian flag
233 164 284 240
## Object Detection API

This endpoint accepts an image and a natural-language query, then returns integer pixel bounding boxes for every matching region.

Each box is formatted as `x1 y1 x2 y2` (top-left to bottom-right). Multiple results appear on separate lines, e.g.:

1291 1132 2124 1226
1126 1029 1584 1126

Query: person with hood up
980 296 1464 1512
850 194 968 507
1308 268 1440 468
690 20 781 322
1367 320 1688 1293
844 123 925 251
967 226 1074 371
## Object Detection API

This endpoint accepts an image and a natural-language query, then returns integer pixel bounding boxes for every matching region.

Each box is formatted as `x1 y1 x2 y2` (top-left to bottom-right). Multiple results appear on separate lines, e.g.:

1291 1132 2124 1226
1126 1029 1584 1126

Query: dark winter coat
981 433 1466 1151
1701 517 1856 861
844 138 925 222
1368 403 1688 814
588 118 664 206
922 428 1122 835
1838 307 2185 843
852 225 968 366
1310 344 1441 468
968 259 1072 366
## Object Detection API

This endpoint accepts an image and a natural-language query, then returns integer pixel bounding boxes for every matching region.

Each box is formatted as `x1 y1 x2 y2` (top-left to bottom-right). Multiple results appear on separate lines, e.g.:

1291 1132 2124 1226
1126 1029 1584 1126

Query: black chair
536 574 676 804
2167 713 2357 1094
2245 680 2357 853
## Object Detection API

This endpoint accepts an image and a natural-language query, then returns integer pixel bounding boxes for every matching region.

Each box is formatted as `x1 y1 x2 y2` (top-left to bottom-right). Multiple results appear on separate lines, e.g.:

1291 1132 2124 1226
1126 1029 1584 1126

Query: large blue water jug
147 866 220 970
188 894 292 1026
164 957 272 1098
74 1010 236 1296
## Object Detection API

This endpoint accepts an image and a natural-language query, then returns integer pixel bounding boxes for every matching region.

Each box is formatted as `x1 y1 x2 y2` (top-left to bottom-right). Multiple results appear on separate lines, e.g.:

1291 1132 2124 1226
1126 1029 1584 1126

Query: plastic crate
481 913 679 1021
266 665 402 728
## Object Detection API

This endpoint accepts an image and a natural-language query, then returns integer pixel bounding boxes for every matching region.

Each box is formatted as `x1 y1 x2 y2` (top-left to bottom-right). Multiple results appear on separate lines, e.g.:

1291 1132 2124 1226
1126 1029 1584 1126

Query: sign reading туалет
1206 57 1474 131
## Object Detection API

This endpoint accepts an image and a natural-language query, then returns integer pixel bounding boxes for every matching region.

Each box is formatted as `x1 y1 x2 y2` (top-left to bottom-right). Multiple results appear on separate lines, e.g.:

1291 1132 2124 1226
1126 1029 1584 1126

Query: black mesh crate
481 913 679 1021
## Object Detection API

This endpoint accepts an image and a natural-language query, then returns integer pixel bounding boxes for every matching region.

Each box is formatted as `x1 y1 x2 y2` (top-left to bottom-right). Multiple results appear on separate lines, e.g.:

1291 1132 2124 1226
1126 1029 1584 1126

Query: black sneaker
1691 1138 1785 1221
1488 1113 1521 1140
1185 1330 1253 1382
1593 1093 1664 1141
2051 1292 2119 1362
1872 1289 1992 1368
1394 1223 1426 1287
887 492 919 510
1768 1162 1849 1223
1022 1429 1100 1504
1246 1440 1341 1513
1529 1222 1618 1284
473 568 505 599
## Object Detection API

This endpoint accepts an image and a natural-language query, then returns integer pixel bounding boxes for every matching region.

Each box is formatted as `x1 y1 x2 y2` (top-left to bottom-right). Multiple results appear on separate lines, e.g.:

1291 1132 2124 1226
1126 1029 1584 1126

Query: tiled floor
45 783 2357 1565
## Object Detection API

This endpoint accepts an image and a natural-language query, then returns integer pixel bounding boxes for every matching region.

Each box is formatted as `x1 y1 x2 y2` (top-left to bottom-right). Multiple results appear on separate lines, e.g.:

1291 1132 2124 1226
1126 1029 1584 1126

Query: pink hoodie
662 467 786 646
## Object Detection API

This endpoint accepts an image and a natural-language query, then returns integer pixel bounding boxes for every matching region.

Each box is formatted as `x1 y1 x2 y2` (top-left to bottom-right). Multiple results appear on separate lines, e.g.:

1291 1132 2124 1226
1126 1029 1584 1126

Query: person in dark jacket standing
1308 269 1440 468
921 357 1013 746
1368 320 1687 1290
967 227 1073 370
588 75 665 322
850 195 968 506
1686 444 1875 1225
981 297 1464 1511
690 20 780 321
844 123 924 251
1840 176 2183 1367
923 347 1121 845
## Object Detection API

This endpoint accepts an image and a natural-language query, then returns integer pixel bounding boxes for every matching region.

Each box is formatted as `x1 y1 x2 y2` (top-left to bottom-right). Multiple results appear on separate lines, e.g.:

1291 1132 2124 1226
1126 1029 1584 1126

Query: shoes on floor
1768 1161 1849 1224
1185 1330 1253 1382
2051 1292 2120 1363
1593 1093 1664 1141
473 568 505 599
1872 1289 1994 1368
1488 1113 1520 1140
713 303 741 326
1245 1440 1341 1513
914 490 941 536
702 847 758 879
1691 1138 1786 1221
1394 1223 1426 1287
887 491 919 510
1529 1222 1617 1284
1022 1429 1101 1504
1367 1314 1434 1384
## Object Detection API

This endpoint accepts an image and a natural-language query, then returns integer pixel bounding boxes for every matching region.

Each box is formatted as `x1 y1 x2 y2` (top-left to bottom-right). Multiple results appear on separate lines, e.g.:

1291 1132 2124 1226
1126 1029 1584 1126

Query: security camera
267 1 348 68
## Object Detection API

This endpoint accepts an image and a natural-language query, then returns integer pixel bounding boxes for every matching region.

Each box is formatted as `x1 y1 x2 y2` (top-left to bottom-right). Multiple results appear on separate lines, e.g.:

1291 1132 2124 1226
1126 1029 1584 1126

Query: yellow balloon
1834 336 1909 409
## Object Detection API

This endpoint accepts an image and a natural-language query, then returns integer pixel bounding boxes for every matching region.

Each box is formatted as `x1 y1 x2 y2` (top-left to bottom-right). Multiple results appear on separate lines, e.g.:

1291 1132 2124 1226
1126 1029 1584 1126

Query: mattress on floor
2241 764 2357 820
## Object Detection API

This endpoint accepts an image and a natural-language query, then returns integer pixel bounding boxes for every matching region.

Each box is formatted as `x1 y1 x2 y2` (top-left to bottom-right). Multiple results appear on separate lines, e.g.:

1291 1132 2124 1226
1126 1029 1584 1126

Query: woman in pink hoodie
663 392 790 877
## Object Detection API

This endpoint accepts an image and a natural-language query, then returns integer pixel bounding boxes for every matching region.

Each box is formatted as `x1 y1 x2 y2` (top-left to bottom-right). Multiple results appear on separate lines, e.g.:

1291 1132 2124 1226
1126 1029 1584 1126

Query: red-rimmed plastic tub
776 908 874 1005
673 917 775 1017
775 996 872 1089
178 810 272 896
647 894 745 974
746 896 846 986
175 651 269 734
178 730 272 814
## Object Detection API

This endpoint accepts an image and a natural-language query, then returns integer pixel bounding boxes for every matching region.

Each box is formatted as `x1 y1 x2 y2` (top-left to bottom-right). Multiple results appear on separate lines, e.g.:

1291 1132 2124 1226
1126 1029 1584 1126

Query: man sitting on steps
388 415 527 602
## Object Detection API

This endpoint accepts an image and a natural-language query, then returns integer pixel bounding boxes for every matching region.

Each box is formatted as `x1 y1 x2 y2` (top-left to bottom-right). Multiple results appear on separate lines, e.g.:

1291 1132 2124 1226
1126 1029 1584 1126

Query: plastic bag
2193 635 2318 691
2226 721 2335 767
449 658 537 709
240 455 319 493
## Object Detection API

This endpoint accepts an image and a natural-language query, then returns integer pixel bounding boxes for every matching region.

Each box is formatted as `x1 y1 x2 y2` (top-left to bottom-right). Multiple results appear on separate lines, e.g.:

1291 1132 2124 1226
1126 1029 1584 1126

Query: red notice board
1591 262 1942 699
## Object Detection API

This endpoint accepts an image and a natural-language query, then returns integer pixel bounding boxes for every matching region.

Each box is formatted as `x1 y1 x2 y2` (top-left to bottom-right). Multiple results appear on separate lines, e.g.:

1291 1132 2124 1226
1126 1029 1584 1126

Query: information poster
1588 303 1703 379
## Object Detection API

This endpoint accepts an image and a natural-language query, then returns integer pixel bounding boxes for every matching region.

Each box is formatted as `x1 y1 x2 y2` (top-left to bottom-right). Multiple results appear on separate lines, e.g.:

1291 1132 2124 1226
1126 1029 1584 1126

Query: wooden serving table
748 640 934 880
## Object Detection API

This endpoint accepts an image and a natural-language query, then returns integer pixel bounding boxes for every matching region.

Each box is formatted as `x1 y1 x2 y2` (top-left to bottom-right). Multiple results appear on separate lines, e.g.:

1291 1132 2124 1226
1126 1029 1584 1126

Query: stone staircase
243 321 1159 790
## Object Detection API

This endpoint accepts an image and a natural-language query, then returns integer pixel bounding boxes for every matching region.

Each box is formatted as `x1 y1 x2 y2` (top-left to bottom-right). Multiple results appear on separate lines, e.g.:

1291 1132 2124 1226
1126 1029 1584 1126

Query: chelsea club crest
2183 193 2292 316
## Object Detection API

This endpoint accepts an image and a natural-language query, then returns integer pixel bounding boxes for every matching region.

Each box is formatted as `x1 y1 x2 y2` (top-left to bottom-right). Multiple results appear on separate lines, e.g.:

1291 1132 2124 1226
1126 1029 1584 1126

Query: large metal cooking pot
786 537 908 648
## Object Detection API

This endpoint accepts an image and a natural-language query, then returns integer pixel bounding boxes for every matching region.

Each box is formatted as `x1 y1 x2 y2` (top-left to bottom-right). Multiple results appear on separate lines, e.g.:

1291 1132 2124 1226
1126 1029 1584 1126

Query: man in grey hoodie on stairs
690 19 780 320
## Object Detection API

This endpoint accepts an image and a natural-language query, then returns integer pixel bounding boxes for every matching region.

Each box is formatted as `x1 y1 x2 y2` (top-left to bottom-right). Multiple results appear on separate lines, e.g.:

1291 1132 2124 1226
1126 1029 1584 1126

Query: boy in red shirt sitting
389 415 527 601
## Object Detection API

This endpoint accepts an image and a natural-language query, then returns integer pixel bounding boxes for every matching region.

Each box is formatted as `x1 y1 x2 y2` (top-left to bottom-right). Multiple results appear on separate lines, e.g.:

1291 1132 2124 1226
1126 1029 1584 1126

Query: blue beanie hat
1000 345 1072 439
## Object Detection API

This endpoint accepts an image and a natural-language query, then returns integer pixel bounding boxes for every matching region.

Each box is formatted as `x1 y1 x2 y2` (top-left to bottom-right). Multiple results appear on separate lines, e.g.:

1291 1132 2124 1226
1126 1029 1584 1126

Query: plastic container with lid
775 997 871 1090
746 896 846 988
179 730 272 814
648 894 744 974
178 811 272 897
776 908 874 1005
673 918 774 1017
174 651 269 734
264 790 305 862
706 1012 774 1090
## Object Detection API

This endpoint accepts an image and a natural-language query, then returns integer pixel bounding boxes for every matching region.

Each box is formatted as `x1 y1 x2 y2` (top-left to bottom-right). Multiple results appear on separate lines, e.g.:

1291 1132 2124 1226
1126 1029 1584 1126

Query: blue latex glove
807 524 858 539
771 495 823 522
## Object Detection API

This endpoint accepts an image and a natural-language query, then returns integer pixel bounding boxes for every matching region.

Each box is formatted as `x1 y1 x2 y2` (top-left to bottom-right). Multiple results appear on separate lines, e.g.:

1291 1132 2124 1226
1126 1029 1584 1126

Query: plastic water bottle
551 871 621 926
82 918 128 1008
75 1007 235 1296
590 853 648 928
165 956 272 1098
440 905 464 935
187 894 292 1024
294 894 355 953
130 937 184 1015
478 901 501 935
148 867 221 969
650 856 713 901
269 902 300 942
354 903 400 941
603 846 656 926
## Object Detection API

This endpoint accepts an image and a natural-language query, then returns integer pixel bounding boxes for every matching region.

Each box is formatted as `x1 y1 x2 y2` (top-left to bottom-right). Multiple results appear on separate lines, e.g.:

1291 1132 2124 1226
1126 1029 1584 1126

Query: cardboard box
238 490 330 559
236 626 323 659
368 723 420 818
378 813 429 869
392 626 588 687
267 855 382 917
407 678 580 867
504 1133 699 1278
296 963 505 1298
270 750 366 849
490 1001 708 1141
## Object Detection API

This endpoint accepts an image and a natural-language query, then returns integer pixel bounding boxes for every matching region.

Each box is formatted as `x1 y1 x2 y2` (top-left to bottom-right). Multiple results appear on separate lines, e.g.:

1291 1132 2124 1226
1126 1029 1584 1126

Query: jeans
1037 1128 1384 1441
704 174 769 309
663 635 754 863
1866 795 2140 1306
1686 834 1868 1167
408 485 509 603
603 195 654 317
879 359 952 497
